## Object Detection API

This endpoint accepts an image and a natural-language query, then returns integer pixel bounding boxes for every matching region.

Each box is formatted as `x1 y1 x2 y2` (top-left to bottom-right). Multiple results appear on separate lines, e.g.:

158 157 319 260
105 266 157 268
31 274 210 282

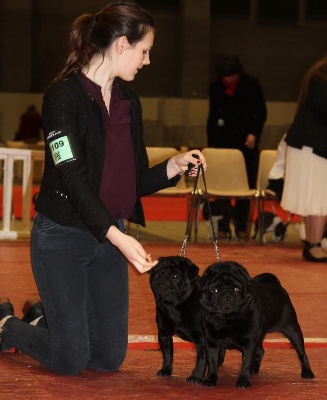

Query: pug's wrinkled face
149 256 199 304
198 261 252 317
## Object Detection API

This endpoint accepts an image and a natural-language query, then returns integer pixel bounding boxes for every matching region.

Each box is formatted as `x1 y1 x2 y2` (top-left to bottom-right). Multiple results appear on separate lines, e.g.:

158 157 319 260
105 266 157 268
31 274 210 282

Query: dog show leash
180 157 220 261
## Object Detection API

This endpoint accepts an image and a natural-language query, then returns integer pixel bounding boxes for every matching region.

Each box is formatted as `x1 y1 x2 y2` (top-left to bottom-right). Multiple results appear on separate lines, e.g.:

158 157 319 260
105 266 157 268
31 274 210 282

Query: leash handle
180 164 220 261
180 167 200 258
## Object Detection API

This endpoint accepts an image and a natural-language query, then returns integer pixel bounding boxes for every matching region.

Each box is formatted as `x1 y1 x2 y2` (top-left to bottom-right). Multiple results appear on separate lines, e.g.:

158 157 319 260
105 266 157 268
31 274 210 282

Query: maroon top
79 72 136 219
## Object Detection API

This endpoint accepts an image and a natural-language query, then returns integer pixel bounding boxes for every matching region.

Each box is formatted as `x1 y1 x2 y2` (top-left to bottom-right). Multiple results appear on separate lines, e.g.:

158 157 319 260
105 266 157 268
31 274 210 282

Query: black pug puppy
148 256 218 383
198 261 315 388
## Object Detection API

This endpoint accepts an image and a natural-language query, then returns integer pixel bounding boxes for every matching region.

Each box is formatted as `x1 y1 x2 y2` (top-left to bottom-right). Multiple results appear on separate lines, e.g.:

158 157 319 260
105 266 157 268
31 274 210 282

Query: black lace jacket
35 72 179 243
286 76 327 159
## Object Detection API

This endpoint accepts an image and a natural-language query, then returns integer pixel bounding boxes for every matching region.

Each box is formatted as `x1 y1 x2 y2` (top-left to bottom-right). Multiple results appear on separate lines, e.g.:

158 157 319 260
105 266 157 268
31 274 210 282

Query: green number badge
49 136 74 166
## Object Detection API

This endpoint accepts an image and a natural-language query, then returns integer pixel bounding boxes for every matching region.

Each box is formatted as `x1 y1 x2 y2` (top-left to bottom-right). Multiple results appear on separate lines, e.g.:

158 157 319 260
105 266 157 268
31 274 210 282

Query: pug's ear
197 274 208 291
199 296 215 312
147 260 162 275
183 258 200 276
197 264 216 290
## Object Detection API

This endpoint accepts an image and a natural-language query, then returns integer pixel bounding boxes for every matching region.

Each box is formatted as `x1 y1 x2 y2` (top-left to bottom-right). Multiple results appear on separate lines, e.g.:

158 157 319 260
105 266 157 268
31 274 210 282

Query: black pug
148 256 224 383
198 261 315 388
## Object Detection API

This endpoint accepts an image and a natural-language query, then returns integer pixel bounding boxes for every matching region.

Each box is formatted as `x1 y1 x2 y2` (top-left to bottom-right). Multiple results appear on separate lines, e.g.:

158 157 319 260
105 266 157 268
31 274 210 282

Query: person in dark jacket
0 2 206 375
14 104 43 143
206 54 267 239
281 55 327 262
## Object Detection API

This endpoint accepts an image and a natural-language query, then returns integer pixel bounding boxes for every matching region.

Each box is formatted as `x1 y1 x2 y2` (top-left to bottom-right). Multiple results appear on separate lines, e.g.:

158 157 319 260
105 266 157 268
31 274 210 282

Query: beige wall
0 93 295 150
1 1 326 101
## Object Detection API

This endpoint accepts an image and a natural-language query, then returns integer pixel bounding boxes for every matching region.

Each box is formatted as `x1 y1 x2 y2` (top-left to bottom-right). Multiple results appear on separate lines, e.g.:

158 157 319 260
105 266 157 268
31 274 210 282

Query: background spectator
281 55 327 262
15 105 43 143
206 54 267 238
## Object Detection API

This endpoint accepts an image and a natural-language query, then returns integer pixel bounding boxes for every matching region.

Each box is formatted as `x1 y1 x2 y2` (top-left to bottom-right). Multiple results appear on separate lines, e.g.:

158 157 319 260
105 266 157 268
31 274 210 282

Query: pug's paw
203 374 218 387
186 375 202 384
156 366 172 377
236 375 252 388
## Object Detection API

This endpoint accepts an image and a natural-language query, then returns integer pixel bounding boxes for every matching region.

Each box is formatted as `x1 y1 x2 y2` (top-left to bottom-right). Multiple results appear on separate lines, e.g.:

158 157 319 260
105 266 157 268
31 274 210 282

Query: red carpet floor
0 240 326 399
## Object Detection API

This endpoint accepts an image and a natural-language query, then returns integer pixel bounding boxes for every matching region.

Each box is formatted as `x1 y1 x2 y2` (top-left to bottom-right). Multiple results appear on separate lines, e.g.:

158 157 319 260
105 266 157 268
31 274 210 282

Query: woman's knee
51 348 90 375
88 344 127 372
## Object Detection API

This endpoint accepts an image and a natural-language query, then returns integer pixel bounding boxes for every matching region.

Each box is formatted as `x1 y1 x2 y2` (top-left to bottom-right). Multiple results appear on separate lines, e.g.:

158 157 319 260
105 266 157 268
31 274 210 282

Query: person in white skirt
281 55 327 262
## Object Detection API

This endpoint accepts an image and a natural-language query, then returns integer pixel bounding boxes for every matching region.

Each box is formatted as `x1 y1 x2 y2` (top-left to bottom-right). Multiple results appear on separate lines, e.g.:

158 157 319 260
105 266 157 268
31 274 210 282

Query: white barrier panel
0 147 44 239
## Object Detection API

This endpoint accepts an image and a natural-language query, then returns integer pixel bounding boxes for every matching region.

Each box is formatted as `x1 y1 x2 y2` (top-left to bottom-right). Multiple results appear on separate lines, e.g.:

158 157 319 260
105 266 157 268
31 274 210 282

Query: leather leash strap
180 164 220 261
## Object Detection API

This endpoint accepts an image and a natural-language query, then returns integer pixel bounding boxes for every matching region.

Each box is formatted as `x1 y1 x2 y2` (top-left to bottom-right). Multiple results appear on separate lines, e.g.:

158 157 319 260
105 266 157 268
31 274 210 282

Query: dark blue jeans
1 213 128 375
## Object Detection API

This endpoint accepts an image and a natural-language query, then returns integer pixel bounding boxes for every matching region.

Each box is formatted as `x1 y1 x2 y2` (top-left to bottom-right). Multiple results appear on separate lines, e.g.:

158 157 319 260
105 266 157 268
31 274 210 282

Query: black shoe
302 242 327 263
0 297 14 321
0 298 14 352
218 230 232 241
236 231 247 240
21 297 44 324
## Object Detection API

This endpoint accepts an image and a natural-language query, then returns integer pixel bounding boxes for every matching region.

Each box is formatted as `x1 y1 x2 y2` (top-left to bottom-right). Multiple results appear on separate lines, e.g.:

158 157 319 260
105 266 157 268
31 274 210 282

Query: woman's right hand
106 225 157 273
167 149 207 179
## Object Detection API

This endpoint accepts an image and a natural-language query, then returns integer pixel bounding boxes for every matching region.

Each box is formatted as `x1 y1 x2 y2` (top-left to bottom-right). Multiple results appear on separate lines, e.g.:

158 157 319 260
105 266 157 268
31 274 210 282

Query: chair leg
258 198 265 244
245 199 256 241
135 224 140 240
125 220 140 240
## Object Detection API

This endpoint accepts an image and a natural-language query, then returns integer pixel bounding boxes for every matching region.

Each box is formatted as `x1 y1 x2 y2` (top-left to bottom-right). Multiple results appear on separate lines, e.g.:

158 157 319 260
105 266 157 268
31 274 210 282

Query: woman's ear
116 36 129 55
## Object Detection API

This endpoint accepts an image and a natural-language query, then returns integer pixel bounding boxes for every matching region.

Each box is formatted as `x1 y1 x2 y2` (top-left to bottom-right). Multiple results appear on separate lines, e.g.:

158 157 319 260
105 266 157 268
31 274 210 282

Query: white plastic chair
195 148 258 242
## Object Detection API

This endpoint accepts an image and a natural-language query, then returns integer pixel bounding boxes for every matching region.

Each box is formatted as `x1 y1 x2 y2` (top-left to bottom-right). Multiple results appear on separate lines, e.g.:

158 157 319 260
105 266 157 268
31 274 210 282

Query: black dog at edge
198 261 315 388
148 256 224 383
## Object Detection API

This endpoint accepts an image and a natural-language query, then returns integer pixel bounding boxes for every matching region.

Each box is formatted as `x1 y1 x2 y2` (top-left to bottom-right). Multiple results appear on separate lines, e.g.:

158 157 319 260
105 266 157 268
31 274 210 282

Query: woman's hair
296 54 327 112
56 1 155 80
214 54 244 78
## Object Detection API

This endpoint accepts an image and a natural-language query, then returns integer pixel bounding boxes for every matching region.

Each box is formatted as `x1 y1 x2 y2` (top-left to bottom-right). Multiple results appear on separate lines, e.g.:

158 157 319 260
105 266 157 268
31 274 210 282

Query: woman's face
222 73 240 84
117 29 154 81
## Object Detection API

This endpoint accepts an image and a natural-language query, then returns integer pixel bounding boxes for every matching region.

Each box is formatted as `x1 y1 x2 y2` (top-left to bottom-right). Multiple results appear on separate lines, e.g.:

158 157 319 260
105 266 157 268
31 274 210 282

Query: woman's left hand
107 226 158 273
167 149 207 179
244 133 256 149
